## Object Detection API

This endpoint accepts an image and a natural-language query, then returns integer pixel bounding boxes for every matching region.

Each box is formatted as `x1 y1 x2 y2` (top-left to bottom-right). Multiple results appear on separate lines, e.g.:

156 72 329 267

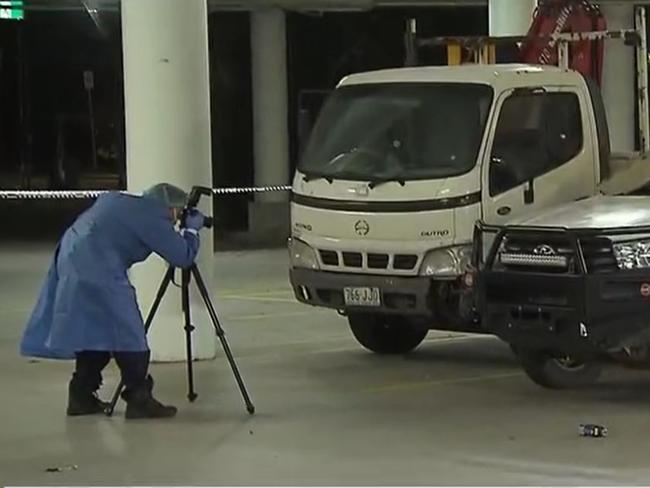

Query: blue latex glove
184 209 205 231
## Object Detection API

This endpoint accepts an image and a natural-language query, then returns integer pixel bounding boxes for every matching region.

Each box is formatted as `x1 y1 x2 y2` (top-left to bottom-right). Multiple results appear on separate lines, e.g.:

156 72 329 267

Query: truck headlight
420 245 472 278
613 240 650 269
288 238 320 270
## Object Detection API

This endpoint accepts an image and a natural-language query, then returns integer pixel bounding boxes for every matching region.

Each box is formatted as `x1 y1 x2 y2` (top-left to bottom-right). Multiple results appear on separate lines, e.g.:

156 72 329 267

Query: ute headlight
419 245 472 278
613 240 650 270
288 238 320 270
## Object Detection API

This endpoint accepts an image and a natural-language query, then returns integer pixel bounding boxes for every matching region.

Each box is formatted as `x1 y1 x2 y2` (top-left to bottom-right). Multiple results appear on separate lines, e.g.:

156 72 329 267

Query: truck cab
289 62 620 354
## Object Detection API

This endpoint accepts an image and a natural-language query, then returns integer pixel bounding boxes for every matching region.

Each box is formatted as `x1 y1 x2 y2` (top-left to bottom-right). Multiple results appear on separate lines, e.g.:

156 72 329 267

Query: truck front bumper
479 270 650 356
289 268 434 317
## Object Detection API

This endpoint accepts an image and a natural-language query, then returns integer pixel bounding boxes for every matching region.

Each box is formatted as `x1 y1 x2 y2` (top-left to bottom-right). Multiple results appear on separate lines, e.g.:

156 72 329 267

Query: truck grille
580 237 618 274
368 253 390 269
319 250 339 266
342 252 362 267
318 249 419 272
394 254 419 270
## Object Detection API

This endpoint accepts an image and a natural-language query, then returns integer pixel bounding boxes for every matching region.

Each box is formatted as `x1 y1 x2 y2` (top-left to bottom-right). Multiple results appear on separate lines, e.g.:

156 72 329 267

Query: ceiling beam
19 0 650 14
207 0 484 10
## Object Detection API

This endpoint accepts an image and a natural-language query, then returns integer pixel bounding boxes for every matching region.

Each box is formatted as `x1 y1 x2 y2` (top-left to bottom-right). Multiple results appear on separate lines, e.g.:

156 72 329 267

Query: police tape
0 185 293 200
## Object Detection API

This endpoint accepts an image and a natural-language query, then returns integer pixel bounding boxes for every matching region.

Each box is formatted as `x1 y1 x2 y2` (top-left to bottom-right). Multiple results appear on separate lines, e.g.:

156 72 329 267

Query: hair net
142 183 188 209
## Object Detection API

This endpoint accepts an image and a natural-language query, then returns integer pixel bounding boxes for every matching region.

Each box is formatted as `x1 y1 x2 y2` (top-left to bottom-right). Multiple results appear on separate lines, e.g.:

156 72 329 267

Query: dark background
0 3 487 239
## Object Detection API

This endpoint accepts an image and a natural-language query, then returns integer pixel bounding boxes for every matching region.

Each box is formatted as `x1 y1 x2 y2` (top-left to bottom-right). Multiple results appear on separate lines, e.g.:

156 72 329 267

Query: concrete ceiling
207 0 484 10
24 0 483 11
205 0 649 10
22 0 649 13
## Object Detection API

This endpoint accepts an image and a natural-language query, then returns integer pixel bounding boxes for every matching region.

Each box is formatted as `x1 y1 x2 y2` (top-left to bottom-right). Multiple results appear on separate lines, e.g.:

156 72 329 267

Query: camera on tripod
182 186 215 229
106 185 255 416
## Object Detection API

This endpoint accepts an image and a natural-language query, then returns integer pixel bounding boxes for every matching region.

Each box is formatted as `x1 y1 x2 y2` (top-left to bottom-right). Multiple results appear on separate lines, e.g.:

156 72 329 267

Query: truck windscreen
299 83 494 183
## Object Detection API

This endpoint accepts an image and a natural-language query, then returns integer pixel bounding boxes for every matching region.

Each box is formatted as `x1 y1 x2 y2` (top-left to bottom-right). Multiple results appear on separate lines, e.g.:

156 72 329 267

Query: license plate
344 287 381 307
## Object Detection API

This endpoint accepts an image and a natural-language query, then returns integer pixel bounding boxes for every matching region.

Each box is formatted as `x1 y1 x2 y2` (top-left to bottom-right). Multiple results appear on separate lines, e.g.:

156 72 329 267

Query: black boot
121 375 177 419
67 374 109 416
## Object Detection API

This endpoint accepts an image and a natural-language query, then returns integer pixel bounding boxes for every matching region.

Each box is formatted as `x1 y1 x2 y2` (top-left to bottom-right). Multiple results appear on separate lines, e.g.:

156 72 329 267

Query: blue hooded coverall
20 191 200 361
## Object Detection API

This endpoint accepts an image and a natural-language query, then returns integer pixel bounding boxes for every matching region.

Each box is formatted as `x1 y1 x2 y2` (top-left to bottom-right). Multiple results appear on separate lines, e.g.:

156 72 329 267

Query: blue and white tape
0 185 293 200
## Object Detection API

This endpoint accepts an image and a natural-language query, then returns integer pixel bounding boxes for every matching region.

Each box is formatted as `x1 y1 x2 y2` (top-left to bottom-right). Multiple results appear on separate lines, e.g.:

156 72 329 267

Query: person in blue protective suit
20 183 207 419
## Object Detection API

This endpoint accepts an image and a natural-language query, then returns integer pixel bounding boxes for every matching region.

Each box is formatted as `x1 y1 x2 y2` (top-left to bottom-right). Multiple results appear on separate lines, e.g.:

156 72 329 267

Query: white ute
289 10 650 354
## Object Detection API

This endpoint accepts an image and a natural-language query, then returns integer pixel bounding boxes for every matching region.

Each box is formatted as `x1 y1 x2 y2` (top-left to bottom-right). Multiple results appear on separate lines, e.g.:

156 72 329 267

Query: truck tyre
516 348 602 389
348 314 428 354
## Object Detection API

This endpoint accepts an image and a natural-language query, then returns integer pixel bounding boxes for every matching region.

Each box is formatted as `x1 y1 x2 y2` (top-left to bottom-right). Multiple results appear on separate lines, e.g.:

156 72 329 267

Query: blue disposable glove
184 209 205 232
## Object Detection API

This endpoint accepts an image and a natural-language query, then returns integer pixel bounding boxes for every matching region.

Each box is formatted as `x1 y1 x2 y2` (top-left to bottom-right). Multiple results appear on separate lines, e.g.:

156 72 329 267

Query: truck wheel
516 348 602 389
348 314 428 354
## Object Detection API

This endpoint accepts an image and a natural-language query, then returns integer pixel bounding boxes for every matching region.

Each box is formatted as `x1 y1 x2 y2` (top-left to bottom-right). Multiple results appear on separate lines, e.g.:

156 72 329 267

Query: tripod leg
190 264 255 415
105 266 175 416
181 268 198 402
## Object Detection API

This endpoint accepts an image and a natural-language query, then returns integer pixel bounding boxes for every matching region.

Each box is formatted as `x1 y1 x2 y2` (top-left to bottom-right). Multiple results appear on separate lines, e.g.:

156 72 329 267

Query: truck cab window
299 83 494 182
489 92 583 196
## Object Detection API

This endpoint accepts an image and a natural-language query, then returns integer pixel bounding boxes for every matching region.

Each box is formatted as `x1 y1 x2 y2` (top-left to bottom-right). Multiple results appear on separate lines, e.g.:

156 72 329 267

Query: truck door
482 87 596 224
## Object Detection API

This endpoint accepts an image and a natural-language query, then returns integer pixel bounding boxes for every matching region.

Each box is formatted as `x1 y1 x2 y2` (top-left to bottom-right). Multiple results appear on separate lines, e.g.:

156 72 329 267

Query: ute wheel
348 314 428 354
516 348 602 389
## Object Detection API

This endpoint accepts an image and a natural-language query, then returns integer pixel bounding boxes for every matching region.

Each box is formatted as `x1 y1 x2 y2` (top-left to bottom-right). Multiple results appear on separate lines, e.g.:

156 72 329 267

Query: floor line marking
228 310 329 321
216 287 292 297
221 294 297 304
363 371 522 394
0 307 31 315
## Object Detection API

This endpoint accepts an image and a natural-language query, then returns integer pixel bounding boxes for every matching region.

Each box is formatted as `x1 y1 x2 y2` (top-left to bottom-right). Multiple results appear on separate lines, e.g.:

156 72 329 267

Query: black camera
183 186 214 229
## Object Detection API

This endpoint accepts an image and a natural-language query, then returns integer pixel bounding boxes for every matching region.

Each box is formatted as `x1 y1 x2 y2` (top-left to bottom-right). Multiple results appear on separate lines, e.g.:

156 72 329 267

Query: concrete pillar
600 3 636 153
121 0 216 361
249 8 290 243
489 0 536 36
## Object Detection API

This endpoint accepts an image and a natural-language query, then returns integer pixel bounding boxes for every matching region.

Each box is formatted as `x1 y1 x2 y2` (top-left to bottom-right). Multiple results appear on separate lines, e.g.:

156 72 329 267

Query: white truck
288 7 650 354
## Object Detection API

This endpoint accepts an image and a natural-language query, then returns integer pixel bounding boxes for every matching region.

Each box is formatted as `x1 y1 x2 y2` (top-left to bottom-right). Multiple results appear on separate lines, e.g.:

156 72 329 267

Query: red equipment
520 0 607 84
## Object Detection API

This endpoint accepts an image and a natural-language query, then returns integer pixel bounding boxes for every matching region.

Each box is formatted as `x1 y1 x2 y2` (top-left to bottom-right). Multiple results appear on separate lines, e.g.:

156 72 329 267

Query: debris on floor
45 464 78 473
579 424 608 438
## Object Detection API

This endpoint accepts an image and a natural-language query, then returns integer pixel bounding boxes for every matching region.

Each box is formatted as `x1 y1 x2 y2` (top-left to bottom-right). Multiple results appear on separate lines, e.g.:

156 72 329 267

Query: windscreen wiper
302 172 334 184
368 176 406 190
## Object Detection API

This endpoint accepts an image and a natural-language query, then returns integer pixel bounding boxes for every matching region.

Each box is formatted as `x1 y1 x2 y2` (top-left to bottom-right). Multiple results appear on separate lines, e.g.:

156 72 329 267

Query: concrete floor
3 244 650 485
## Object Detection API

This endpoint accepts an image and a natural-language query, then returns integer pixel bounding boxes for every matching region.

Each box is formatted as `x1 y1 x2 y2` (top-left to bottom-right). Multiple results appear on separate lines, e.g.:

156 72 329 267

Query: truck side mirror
489 155 517 196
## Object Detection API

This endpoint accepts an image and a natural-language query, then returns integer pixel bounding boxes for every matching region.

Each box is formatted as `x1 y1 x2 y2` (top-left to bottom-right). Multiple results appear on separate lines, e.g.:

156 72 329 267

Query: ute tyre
348 314 428 354
517 348 602 389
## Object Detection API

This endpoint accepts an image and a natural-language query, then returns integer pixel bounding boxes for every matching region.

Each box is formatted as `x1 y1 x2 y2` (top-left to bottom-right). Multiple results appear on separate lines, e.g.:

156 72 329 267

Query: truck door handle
497 206 511 216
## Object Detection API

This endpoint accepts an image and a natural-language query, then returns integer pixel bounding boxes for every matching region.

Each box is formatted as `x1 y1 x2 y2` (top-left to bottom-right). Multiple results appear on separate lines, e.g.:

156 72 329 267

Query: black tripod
105 262 255 416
